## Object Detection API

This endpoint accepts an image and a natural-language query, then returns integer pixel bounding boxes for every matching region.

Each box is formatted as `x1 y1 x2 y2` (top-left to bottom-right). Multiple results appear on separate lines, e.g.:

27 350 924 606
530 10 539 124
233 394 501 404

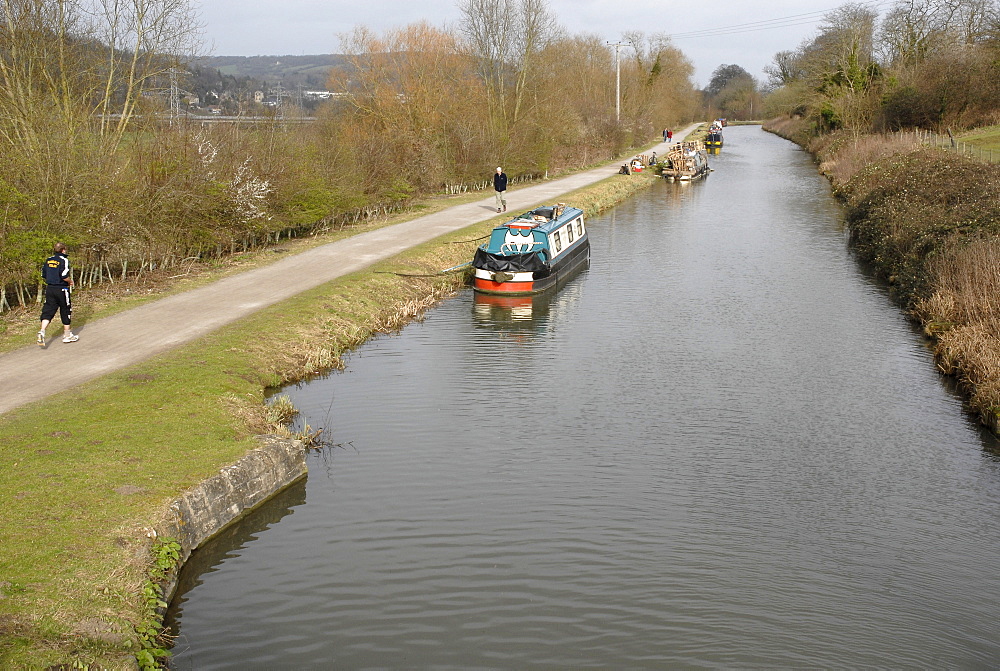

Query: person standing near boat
37 242 79 347
493 167 508 213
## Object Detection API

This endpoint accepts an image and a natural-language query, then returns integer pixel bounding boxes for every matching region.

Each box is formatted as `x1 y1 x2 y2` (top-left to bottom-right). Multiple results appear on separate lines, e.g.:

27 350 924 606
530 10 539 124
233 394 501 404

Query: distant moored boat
656 141 710 182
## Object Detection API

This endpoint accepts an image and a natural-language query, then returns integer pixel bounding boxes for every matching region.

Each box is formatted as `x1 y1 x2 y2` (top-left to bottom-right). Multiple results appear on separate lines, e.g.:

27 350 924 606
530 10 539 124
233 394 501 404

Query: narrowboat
705 130 724 150
472 203 589 295
656 141 710 182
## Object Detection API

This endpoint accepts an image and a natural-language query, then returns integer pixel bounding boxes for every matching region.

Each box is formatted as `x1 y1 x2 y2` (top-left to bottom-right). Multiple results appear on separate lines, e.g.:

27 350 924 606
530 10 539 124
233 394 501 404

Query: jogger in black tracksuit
38 242 79 347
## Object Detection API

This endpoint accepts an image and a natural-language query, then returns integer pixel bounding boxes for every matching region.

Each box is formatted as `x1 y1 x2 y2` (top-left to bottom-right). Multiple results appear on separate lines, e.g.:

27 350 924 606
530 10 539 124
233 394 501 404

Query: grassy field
0 171 660 668
959 124 1000 151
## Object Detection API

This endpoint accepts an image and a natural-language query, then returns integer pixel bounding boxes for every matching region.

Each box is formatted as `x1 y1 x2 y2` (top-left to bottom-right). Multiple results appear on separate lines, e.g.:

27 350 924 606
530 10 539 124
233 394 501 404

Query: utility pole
167 67 193 123
607 42 629 123
168 68 180 123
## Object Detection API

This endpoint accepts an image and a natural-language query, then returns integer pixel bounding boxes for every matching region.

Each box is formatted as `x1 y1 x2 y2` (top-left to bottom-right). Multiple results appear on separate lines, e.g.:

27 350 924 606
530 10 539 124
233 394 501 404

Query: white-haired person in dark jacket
493 167 508 213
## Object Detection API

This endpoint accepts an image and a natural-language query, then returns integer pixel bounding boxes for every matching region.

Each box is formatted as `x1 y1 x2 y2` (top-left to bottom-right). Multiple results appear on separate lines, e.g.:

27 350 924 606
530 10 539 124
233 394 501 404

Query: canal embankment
0 167 664 669
763 116 1000 435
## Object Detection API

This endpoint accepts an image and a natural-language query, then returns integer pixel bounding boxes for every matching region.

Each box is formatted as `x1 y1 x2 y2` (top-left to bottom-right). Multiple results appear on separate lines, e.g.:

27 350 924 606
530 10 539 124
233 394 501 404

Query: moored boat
705 130 724 149
472 204 589 295
656 141 710 182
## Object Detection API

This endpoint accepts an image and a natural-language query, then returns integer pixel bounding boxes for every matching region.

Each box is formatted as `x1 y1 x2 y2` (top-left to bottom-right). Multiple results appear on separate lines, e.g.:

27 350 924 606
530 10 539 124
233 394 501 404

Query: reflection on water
471 263 587 336
472 291 543 324
165 127 1000 669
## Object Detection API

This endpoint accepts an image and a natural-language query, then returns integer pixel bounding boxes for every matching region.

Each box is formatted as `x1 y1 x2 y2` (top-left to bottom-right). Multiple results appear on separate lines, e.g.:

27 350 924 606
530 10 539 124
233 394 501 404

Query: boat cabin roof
665 141 707 159
499 205 584 234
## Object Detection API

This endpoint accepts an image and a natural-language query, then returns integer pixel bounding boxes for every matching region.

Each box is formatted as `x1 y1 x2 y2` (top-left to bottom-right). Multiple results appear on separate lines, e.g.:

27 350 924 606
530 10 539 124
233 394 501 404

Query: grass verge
0 171 659 668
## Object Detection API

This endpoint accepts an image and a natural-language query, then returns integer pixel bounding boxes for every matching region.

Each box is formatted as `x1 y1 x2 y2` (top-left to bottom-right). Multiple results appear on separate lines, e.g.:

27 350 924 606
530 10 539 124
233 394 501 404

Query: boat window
553 231 562 252
576 219 584 236
567 224 574 243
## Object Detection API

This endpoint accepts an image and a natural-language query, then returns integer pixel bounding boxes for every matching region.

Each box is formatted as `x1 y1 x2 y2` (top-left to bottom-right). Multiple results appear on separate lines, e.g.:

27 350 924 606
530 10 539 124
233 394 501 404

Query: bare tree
0 0 202 151
0 0 94 153
878 0 998 66
714 74 760 120
879 0 952 65
331 22 488 187
940 0 997 45
458 0 560 140
87 0 203 143
764 49 806 87
615 31 694 134
813 3 878 93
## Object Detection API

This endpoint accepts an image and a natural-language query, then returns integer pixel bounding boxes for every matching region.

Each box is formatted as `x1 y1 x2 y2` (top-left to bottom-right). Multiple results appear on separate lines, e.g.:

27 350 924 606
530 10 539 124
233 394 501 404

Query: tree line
0 0 701 312
761 0 1000 132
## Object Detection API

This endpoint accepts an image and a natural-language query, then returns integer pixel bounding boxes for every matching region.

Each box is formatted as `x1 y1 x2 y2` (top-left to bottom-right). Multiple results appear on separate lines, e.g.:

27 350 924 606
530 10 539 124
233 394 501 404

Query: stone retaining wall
155 435 307 600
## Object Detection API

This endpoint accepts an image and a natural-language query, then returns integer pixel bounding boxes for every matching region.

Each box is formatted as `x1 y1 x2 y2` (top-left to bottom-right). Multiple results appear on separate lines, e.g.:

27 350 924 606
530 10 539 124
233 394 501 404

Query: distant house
253 90 264 104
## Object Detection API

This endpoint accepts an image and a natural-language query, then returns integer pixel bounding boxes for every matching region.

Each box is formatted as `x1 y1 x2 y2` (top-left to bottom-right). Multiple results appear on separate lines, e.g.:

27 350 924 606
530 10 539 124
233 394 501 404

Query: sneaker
37 331 45 347
497 208 501 213
62 333 79 343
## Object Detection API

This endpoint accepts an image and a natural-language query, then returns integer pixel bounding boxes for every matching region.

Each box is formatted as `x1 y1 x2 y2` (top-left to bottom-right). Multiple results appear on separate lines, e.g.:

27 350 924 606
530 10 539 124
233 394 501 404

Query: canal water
165 126 1000 668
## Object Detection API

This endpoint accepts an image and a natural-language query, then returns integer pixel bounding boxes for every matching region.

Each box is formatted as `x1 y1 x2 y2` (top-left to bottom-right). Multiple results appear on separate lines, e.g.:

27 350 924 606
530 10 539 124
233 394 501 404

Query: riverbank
0 170 661 668
763 116 1000 435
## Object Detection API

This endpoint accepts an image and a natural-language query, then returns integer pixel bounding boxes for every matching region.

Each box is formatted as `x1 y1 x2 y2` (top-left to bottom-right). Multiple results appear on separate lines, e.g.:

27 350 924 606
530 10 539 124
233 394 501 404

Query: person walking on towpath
37 242 79 347
493 166 508 213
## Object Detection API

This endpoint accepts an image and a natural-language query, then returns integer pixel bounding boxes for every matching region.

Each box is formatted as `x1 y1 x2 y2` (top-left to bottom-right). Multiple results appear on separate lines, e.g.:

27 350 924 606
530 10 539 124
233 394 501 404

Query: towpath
0 126 699 414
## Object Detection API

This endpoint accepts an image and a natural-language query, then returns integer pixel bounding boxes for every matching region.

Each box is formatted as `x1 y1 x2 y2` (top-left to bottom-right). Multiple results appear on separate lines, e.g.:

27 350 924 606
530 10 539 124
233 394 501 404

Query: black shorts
40 285 72 325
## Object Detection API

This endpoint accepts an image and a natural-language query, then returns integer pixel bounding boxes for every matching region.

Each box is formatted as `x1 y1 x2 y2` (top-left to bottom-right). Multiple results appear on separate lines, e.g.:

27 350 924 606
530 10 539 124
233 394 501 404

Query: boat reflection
472 259 588 335
473 291 551 325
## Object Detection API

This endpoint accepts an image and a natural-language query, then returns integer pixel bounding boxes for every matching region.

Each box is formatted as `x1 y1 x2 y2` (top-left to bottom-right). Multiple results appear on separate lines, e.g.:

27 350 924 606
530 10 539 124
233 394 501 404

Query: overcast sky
196 0 877 87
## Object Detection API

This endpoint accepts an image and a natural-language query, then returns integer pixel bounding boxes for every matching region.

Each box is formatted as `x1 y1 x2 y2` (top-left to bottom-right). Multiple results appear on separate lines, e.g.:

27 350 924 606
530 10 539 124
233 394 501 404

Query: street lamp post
608 42 630 123
607 41 628 123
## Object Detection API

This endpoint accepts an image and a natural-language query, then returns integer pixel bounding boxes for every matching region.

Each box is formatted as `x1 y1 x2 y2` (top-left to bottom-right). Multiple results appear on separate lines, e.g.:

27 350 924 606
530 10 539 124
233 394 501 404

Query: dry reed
913 237 1000 422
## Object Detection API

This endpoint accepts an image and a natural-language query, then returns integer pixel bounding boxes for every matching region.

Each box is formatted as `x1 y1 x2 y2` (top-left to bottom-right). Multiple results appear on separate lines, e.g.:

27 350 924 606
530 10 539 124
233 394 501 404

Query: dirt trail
0 129 698 414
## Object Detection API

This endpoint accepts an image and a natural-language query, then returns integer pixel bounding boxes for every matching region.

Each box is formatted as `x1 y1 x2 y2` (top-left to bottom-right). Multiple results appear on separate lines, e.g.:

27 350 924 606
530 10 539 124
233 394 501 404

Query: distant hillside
192 54 350 89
